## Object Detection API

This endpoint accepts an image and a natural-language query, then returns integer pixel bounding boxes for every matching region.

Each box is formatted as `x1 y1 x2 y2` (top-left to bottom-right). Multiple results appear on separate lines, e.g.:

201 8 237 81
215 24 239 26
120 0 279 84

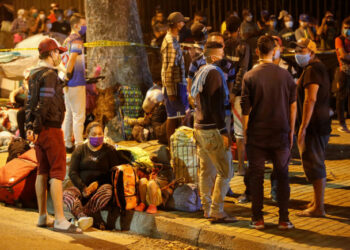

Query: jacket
25 62 65 134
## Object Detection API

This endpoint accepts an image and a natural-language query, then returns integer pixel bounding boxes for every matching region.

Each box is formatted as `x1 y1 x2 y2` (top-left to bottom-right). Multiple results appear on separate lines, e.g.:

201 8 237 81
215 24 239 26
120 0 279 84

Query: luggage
169 183 201 212
111 164 138 211
0 148 37 207
118 86 143 140
170 126 199 185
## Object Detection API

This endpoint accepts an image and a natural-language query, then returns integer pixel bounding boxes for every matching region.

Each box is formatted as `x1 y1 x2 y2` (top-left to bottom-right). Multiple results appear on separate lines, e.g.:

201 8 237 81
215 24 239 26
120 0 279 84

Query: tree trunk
85 0 152 140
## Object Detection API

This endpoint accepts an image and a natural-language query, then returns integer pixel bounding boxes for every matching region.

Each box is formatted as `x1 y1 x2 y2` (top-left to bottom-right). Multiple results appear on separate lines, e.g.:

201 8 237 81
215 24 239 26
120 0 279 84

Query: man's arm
65 40 83 79
298 84 319 150
240 75 251 144
289 101 297 149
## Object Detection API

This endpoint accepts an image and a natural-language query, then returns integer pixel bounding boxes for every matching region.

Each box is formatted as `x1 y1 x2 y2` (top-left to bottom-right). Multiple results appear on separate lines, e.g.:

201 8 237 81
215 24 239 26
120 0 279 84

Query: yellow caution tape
0 40 153 52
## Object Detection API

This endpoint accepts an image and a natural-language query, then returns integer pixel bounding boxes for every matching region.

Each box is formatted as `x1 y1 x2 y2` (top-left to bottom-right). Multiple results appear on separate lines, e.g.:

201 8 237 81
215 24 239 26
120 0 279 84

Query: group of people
9 3 78 44
18 5 350 234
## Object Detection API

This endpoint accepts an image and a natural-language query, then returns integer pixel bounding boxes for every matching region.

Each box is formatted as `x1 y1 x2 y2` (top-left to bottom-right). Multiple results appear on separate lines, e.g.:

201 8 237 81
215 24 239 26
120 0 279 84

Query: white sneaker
78 217 93 231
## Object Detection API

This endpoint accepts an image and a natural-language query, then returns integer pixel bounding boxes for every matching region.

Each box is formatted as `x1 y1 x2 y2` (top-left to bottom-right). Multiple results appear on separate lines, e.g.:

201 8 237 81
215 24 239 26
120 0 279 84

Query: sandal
53 223 83 234
37 216 54 228
210 216 238 224
296 210 326 218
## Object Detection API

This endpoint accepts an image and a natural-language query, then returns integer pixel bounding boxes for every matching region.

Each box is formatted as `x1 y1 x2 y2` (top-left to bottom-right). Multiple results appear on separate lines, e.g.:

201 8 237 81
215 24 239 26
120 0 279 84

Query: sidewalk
88 120 350 250
2 120 349 249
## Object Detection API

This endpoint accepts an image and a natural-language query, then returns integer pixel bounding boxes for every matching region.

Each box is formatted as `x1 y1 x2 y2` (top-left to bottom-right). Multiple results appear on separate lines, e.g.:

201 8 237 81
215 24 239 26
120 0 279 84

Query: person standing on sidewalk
25 38 81 233
241 35 297 230
161 12 190 144
294 39 331 217
335 17 350 133
191 41 236 224
62 14 87 153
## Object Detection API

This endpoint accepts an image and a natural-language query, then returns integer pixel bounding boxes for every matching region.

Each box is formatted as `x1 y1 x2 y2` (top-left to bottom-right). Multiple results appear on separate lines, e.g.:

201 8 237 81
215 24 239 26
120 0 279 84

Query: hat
191 22 208 38
299 14 309 22
278 10 288 20
292 38 317 53
167 12 189 25
38 38 67 55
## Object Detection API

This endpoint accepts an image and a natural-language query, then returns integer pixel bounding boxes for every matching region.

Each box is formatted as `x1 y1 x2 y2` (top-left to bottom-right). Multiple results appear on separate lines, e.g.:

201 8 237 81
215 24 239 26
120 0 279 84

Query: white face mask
285 21 293 28
39 14 45 20
46 23 52 30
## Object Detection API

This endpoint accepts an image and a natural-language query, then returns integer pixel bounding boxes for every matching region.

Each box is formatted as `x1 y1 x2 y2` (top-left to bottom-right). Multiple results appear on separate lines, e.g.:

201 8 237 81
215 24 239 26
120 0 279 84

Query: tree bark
85 0 152 140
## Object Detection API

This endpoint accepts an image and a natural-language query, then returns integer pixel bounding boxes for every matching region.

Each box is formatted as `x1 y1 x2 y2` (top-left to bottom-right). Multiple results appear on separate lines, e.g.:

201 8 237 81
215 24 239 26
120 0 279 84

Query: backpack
111 164 138 211
6 137 30 163
168 183 201 212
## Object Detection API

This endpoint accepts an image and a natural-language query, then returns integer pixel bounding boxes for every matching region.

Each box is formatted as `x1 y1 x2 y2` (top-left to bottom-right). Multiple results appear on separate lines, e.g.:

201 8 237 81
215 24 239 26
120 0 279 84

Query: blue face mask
79 25 87 36
295 53 311 68
344 29 350 37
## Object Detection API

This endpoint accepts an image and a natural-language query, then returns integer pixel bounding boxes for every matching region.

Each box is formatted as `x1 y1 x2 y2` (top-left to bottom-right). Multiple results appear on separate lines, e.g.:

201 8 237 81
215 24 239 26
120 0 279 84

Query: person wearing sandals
63 122 126 230
25 38 81 233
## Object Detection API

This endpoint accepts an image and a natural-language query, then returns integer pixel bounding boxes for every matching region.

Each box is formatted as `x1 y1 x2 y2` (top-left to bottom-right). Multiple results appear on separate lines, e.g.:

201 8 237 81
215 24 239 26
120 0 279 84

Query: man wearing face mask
294 38 331 218
335 17 350 132
25 38 82 233
62 14 87 153
161 12 190 144
51 9 71 35
279 14 296 47
191 41 236 224
295 14 315 42
317 12 337 50
241 35 296 229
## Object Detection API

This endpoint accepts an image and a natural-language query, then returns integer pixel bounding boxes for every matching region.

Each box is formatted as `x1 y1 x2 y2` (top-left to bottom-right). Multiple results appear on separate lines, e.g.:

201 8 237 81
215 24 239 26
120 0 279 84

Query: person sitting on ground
63 122 127 230
135 152 174 214
125 81 167 144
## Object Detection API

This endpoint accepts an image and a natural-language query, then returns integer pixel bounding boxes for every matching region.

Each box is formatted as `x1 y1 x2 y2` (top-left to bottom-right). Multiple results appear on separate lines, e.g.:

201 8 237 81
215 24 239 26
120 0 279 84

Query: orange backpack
111 164 138 211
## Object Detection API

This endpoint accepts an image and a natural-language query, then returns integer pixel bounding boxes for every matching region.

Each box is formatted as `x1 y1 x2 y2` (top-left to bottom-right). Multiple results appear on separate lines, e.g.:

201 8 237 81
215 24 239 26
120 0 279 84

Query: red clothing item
48 12 57 24
35 127 66 181
335 36 350 71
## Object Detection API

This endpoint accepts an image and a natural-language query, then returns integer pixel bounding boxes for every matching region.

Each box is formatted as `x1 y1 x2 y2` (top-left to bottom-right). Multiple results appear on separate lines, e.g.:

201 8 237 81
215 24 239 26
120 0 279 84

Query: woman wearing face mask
294 39 331 218
63 122 125 230
279 15 296 47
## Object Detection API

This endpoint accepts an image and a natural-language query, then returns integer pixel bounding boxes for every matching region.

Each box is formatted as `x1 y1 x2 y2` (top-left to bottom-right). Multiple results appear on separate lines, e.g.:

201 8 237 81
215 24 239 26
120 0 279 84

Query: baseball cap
292 38 317 53
167 12 189 25
299 14 309 22
38 38 67 55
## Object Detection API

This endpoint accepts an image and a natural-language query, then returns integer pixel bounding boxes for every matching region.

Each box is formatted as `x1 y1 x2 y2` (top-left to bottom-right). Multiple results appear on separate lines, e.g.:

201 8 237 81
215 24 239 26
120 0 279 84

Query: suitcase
0 149 37 207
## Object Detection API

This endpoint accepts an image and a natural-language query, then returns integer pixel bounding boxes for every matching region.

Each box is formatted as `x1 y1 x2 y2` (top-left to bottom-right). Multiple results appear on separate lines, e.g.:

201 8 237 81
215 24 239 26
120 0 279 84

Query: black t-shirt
296 60 332 135
69 143 127 192
241 63 296 148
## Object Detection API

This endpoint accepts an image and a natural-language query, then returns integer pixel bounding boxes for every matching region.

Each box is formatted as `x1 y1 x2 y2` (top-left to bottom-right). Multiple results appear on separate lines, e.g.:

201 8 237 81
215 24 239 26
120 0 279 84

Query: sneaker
135 202 146 212
66 146 75 154
238 194 251 204
278 221 294 230
78 217 94 231
337 124 350 133
249 220 265 230
146 204 158 214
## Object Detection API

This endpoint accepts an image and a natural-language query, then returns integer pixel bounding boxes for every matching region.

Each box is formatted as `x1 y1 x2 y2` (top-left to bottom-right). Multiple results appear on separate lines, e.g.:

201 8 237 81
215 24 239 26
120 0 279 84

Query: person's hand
221 134 230 149
26 130 38 143
297 128 306 154
321 17 327 25
83 181 98 197
168 95 177 101
289 131 294 150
